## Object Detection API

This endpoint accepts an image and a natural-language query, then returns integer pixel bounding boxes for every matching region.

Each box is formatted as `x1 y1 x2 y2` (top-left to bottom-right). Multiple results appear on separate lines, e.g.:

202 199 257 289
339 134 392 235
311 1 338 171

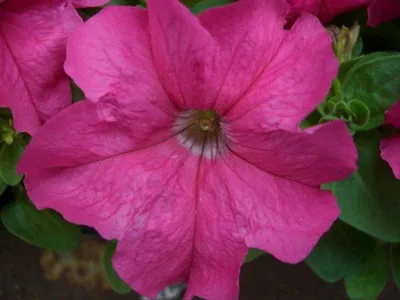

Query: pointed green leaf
344 245 388 300
352 37 363 58
328 130 400 242
0 140 24 186
1 191 81 251
306 221 375 283
103 240 131 294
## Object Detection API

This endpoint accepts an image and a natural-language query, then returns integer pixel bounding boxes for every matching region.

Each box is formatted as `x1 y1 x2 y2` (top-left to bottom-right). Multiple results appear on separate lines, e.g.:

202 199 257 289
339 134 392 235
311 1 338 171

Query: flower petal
22 139 197 298
146 0 216 110
288 0 369 23
386 100 400 128
65 5 173 117
114 156 248 300
225 120 357 186
223 13 338 131
18 99 175 172
197 0 288 112
217 153 340 263
381 135 400 179
73 0 110 8
0 0 82 134
183 159 248 300
367 0 400 27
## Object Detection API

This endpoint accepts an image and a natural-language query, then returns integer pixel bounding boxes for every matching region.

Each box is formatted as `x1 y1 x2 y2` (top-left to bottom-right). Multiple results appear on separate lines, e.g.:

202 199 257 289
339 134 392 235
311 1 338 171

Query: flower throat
174 110 226 158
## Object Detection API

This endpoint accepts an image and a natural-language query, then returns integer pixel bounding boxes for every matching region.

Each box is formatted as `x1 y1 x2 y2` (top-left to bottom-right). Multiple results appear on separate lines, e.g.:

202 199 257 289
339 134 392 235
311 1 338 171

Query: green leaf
306 221 375 283
71 81 85 103
341 52 400 130
244 248 265 263
0 139 24 186
328 130 400 242
352 37 363 58
78 7 102 20
344 245 388 300
301 109 322 128
135 0 146 7
333 101 353 122
190 0 233 14
320 95 342 116
107 0 138 5
348 99 370 127
1 191 81 251
103 240 131 294
391 244 400 290
338 57 363 82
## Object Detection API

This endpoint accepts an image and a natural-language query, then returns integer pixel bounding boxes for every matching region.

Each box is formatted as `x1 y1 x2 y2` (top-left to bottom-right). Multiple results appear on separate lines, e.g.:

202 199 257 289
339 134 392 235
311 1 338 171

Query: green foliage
347 100 370 127
71 81 85 103
340 52 400 130
328 131 400 242
344 245 388 300
0 176 7 197
1 190 81 251
306 221 375 283
103 240 131 294
0 138 24 186
189 0 233 14
244 248 265 263
352 37 363 58
391 244 400 290
319 52 400 131
108 0 138 4
333 9 400 52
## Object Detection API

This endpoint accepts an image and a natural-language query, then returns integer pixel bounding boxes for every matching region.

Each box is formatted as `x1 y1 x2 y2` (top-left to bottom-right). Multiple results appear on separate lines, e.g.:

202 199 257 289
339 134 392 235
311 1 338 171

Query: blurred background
1 223 399 300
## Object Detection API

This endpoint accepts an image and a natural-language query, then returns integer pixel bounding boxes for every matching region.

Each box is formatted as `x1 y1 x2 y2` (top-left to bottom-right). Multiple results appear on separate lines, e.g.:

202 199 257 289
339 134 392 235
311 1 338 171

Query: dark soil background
1 228 399 300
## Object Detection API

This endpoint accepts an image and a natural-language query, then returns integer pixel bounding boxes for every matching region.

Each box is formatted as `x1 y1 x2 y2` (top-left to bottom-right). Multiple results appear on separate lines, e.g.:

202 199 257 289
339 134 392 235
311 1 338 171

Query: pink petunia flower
381 101 400 178
367 0 400 27
0 0 82 135
73 0 110 8
287 0 369 23
18 0 357 299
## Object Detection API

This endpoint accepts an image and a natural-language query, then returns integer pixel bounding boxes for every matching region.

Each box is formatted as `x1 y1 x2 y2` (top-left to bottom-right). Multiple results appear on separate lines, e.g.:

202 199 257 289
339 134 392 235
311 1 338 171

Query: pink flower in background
73 0 110 8
19 0 357 299
287 0 369 23
381 101 400 178
367 0 400 27
0 0 82 135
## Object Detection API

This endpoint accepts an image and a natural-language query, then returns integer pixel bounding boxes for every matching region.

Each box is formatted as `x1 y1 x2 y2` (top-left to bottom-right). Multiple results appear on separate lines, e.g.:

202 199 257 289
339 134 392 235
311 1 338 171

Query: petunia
73 0 110 8
0 0 82 135
287 0 369 23
381 101 400 178
367 0 400 27
18 0 357 299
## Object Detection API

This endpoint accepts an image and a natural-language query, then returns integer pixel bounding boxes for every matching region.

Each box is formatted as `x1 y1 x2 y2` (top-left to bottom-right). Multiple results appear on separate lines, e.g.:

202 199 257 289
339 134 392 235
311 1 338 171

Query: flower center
174 110 226 158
